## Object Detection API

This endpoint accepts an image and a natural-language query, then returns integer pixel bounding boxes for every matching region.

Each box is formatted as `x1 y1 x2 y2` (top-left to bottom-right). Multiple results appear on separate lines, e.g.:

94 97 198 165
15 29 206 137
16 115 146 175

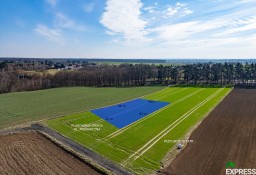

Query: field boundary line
152 88 188 101
146 88 187 101
122 88 225 166
106 88 204 139
144 87 178 99
140 86 172 98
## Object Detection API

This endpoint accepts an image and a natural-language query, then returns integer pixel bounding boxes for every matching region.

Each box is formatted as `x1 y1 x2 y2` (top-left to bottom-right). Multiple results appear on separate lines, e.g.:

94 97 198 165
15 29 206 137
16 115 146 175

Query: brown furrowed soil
0 132 101 175
164 89 256 175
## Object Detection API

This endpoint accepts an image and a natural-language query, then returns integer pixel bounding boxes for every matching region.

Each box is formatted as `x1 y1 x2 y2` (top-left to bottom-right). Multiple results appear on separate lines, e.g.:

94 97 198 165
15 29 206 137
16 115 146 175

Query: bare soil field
0 132 102 175
164 89 256 175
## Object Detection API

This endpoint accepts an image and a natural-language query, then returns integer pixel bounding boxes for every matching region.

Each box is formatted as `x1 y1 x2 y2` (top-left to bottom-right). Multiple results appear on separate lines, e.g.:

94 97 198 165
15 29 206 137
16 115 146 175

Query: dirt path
163 89 256 175
30 123 132 175
0 132 101 175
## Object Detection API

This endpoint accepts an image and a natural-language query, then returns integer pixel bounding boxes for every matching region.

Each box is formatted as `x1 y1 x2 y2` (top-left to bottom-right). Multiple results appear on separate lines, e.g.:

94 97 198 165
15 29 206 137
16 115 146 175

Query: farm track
0 132 102 175
164 89 256 175
32 124 132 175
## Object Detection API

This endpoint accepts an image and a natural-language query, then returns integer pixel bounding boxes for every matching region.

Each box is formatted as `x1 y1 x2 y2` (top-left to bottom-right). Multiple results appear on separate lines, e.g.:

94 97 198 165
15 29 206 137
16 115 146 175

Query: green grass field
0 86 163 129
46 87 231 174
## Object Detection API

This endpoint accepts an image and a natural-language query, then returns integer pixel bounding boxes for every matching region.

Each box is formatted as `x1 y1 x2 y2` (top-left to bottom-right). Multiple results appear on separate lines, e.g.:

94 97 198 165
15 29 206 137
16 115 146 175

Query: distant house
63 65 83 70
64 65 75 70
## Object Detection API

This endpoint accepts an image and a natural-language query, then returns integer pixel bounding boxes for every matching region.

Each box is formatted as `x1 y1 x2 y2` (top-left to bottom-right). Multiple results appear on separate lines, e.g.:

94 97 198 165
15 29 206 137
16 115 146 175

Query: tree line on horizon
0 62 256 94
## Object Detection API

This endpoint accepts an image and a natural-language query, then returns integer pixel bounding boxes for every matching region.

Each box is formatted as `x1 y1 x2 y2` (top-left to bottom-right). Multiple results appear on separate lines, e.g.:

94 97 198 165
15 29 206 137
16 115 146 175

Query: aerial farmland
0 86 232 173
1 0 256 174
1 73 256 175
45 87 231 174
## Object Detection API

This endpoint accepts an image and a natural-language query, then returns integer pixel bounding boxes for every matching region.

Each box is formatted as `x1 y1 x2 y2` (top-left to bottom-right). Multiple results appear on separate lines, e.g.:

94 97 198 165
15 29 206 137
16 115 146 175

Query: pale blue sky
0 0 255 58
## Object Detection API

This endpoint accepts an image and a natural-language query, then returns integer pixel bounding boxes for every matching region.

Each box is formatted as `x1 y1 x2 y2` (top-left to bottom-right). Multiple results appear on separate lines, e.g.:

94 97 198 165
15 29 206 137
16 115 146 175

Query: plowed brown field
164 89 256 175
0 132 101 175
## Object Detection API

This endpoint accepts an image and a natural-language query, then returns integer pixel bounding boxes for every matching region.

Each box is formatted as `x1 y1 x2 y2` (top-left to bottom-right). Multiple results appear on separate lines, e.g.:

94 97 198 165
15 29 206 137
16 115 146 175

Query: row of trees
46 62 256 87
1 62 256 93
182 62 256 84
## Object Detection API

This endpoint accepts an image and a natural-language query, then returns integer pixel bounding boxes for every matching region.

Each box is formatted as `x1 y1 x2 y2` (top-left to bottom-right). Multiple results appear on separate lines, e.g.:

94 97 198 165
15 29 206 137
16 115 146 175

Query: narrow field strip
148 88 188 101
142 87 176 99
106 88 204 139
122 88 224 166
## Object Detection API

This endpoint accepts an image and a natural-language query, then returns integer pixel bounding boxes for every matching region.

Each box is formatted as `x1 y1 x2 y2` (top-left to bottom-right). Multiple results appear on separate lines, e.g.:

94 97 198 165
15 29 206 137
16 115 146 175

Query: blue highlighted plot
90 98 170 129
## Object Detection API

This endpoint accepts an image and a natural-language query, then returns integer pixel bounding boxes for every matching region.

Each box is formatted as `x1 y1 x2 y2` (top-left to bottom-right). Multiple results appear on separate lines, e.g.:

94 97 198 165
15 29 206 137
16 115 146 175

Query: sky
0 0 255 59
